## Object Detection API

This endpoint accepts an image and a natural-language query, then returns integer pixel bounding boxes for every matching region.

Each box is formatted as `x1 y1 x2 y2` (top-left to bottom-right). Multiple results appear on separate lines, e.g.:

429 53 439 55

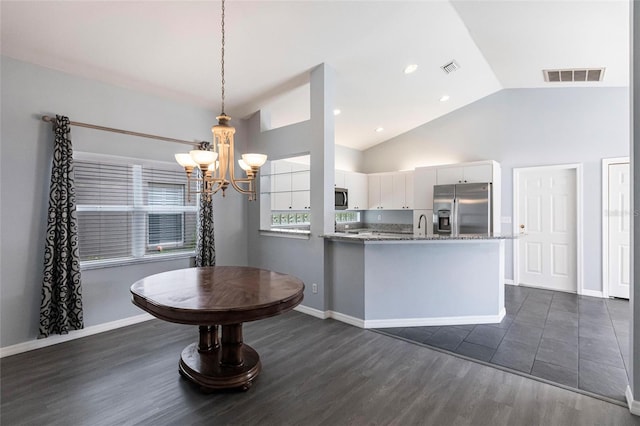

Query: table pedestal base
179 323 261 392
179 342 261 391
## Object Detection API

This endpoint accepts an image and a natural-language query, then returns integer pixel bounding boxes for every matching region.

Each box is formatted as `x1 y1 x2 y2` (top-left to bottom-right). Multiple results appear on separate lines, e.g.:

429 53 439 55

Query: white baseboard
0 313 154 358
627 386 640 416
580 289 604 298
364 308 506 329
295 305 507 330
294 304 328 319
326 311 365 328
505 279 515 285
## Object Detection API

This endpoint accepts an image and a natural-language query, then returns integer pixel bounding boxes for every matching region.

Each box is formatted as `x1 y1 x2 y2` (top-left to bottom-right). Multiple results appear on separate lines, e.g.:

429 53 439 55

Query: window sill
80 252 194 271
259 229 311 240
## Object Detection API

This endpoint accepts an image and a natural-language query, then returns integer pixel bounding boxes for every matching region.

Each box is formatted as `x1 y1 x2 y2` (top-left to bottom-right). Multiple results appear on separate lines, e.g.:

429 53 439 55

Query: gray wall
246 64 335 311
335 144 364 172
362 88 630 292
0 57 248 347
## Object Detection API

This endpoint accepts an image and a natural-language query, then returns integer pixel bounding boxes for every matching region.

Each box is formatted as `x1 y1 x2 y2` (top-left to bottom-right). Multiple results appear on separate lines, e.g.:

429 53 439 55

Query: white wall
0 57 248 348
362 87 630 292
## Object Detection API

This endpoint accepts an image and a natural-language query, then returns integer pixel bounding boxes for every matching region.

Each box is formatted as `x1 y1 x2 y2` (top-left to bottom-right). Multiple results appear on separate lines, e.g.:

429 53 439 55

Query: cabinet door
273 160 292 174
463 164 493 183
404 172 414 209
335 170 346 188
413 167 437 209
379 176 394 209
273 173 291 192
291 191 310 210
368 175 381 209
346 172 368 210
436 167 464 184
392 173 406 209
272 192 291 210
291 170 310 191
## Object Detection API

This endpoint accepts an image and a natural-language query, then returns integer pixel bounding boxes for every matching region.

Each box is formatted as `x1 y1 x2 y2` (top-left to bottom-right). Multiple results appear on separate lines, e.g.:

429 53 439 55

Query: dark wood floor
2 311 639 425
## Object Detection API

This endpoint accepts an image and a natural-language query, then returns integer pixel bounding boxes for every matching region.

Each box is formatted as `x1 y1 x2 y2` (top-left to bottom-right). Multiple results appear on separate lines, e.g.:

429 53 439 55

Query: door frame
512 163 584 295
602 157 630 299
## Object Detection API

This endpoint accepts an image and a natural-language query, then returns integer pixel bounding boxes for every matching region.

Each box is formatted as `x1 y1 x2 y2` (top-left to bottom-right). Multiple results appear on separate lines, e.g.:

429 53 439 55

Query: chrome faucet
418 214 427 229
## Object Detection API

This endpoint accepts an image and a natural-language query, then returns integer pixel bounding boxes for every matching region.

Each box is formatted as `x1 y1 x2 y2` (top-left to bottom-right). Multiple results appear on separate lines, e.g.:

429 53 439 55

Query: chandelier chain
221 0 226 114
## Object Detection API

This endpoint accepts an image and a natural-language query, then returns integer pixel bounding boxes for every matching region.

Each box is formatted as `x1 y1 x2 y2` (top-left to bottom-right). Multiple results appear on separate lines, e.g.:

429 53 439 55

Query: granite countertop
323 232 516 242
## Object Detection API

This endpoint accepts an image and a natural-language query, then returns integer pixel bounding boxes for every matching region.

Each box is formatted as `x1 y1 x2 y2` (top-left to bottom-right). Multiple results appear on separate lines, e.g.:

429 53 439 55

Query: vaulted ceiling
0 1 629 151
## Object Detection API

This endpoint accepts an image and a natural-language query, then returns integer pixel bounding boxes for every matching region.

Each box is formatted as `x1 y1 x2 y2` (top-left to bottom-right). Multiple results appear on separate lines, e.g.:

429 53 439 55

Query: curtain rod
41 115 203 147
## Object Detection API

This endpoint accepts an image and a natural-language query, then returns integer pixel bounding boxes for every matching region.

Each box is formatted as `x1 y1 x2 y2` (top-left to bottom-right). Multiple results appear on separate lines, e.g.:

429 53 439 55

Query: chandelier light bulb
242 153 268 168
189 149 218 167
175 153 198 168
238 159 251 171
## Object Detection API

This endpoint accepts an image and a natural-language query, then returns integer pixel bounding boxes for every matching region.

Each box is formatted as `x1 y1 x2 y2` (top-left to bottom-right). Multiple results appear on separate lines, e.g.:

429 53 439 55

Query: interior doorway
513 164 583 293
603 157 631 299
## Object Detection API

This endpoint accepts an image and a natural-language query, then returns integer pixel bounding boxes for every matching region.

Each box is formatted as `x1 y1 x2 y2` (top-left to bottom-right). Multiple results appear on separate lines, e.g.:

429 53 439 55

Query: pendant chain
220 0 226 115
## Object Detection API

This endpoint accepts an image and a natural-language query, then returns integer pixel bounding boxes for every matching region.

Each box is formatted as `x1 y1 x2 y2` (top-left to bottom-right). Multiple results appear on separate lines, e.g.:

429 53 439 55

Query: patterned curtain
39 115 83 338
195 194 216 267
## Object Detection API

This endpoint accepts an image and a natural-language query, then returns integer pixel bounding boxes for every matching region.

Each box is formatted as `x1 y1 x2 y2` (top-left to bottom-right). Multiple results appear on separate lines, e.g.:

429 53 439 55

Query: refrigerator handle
452 198 458 236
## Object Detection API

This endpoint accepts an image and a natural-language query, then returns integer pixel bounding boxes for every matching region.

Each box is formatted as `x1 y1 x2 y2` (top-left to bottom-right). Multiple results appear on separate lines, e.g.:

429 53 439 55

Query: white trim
581 289 605 298
364 308 506 329
259 230 311 240
602 157 631 299
512 163 584 294
626 386 640 416
504 279 515 285
0 314 154 358
294 304 329 319
327 311 366 328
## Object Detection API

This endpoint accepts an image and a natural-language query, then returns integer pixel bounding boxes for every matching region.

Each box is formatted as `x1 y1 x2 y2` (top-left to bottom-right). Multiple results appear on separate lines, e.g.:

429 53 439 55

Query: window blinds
74 155 197 265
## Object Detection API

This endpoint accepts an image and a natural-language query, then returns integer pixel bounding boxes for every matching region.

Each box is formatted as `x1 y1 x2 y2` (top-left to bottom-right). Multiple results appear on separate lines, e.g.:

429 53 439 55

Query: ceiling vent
543 68 605 82
441 60 460 74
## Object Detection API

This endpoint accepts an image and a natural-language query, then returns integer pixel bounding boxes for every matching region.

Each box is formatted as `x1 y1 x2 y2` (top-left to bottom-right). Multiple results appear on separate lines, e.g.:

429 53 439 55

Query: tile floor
376 285 631 402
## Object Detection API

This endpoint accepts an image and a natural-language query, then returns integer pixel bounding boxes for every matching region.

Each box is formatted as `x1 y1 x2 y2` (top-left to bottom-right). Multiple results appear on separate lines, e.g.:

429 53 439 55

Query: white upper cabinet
369 172 411 210
391 171 414 209
335 170 346 188
436 163 493 185
269 159 310 210
413 167 437 210
345 172 367 210
291 170 310 191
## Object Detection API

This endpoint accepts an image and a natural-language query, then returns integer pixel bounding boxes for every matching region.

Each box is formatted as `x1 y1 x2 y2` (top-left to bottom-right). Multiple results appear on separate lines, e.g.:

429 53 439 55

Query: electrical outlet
377 215 382 221
312 283 318 294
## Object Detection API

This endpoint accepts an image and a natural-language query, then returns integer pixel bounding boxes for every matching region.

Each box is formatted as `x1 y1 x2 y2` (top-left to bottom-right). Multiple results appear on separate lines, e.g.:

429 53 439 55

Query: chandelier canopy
175 0 267 201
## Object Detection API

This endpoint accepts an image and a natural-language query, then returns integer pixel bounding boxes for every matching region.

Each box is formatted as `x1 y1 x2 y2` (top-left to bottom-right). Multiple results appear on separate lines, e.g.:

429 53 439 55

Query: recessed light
404 64 419 74
334 109 341 116
375 127 384 133
440 95 450 102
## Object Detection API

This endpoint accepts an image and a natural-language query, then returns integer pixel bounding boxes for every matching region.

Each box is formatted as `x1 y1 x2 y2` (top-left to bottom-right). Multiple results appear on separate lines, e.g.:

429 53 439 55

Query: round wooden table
130 266 304 391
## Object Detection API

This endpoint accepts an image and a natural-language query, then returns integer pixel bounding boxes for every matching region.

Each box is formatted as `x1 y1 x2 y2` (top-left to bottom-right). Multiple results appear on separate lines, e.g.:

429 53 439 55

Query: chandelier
175 0 267 201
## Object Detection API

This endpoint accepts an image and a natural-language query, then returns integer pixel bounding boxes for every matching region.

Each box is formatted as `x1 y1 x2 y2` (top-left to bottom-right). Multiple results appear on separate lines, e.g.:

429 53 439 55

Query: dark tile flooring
376 285 631 402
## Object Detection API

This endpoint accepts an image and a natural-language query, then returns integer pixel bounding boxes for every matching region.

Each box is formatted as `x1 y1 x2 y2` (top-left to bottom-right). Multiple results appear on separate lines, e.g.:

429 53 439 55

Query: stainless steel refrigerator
433 183 492 236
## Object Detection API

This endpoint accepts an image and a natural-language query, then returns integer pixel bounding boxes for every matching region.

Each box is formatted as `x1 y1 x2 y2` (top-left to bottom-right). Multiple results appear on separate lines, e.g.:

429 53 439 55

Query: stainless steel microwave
335 188 348 210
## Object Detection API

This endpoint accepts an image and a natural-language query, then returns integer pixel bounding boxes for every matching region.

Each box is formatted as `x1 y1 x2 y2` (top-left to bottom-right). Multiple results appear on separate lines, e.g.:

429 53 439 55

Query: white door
517 167 577 292
608 162 631 299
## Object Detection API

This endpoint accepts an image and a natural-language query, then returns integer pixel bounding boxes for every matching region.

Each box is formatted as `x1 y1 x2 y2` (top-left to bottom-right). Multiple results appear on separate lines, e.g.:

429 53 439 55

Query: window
74 153 197 267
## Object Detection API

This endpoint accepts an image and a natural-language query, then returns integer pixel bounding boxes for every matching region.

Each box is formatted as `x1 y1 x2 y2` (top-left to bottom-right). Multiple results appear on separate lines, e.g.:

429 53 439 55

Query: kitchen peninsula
324 233 511 328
